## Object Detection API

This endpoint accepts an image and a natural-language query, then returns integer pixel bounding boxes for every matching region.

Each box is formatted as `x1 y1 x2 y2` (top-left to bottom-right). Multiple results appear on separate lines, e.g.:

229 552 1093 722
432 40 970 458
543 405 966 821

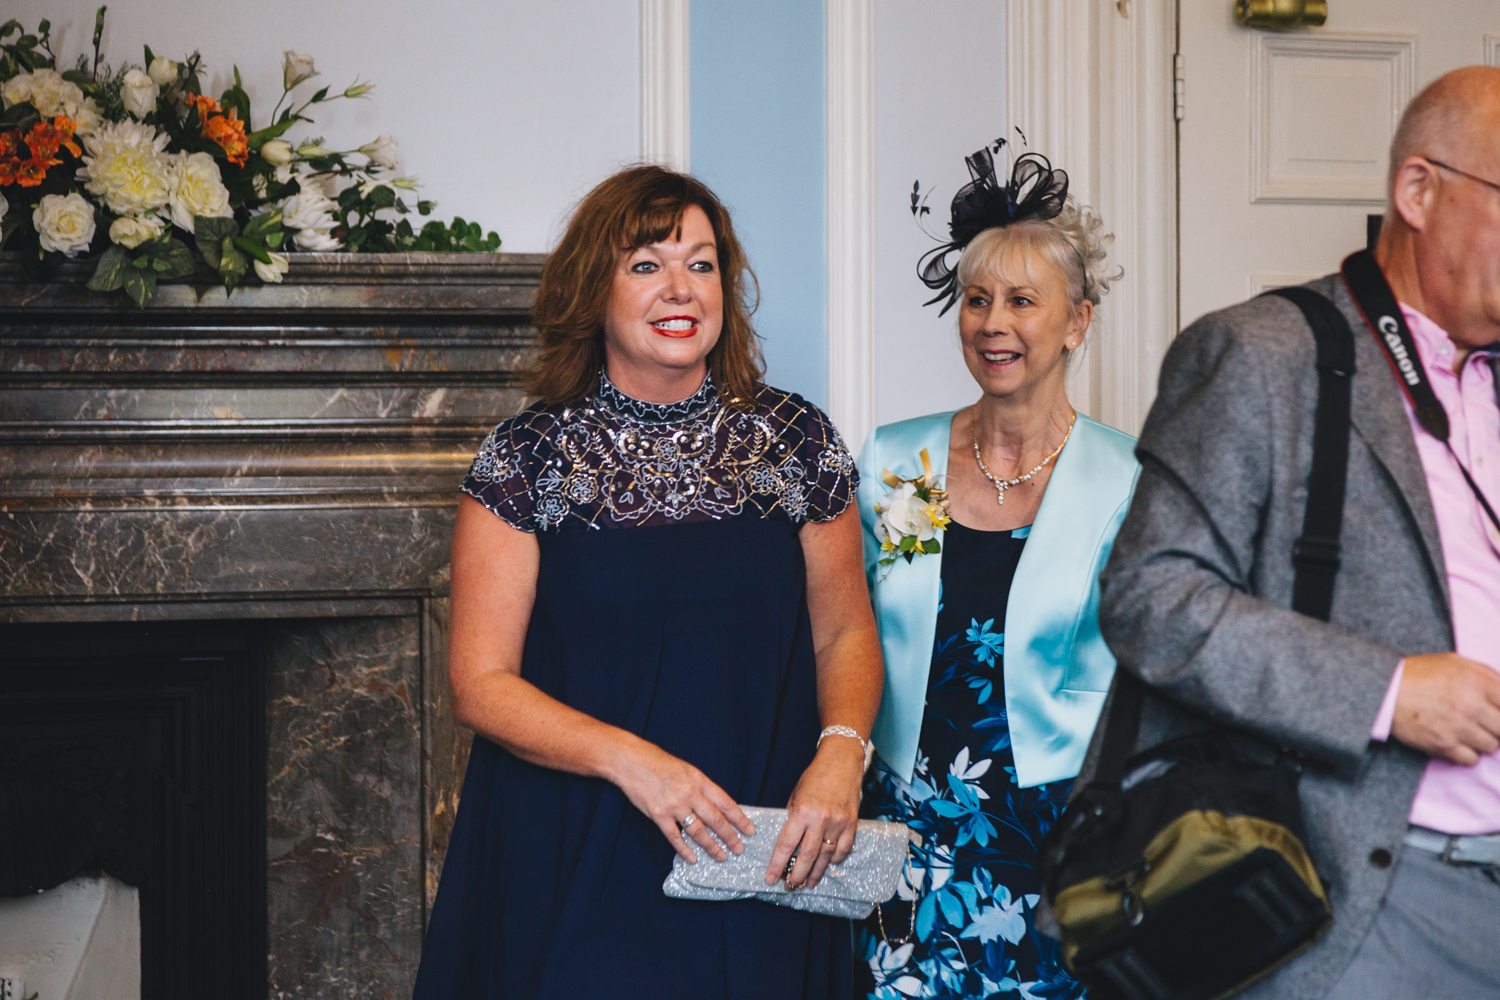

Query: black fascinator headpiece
912 135 1070 315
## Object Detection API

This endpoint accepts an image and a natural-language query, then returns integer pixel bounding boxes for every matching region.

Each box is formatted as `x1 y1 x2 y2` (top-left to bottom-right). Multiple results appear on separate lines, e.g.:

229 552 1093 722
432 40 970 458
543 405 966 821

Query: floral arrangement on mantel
0 9 501 305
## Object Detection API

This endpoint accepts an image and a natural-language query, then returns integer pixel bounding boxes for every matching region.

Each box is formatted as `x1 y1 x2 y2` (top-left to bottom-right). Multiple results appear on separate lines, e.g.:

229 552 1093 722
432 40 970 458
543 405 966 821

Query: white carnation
293 227 341 252
121 69 160 119
109 215 165 249
1 73 32 109
78 119 173 217
166 151 234 232
280 187 337 231
26 69 83 119
65 96 103 135
33 193 97 257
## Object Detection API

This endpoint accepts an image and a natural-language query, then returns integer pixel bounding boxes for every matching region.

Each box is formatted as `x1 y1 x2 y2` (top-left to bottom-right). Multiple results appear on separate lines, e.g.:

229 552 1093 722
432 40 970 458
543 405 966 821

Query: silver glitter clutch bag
661 805 918 919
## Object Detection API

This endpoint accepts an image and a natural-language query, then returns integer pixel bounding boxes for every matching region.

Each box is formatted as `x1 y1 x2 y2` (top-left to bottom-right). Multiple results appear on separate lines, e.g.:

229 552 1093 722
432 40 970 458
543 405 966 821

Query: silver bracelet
818 725 875 771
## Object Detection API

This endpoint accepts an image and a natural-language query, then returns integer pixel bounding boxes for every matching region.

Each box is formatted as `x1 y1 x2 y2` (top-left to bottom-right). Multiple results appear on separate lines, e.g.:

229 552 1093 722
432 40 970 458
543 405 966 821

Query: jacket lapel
862 412 954 783
1329 277 1450 610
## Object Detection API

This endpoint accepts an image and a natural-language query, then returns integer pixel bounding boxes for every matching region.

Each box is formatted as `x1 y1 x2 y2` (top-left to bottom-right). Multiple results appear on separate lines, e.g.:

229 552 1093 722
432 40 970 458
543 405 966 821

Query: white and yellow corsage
874 447 951 572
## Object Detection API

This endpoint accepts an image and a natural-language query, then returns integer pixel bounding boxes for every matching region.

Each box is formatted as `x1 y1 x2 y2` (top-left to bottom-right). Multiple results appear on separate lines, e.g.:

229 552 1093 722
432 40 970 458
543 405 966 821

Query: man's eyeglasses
1422 156 1500 198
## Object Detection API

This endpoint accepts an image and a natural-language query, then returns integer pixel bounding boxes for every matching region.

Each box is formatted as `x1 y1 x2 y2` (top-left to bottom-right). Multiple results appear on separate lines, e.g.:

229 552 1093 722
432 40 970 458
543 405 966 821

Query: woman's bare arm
448 494 753 862
767 504 885 888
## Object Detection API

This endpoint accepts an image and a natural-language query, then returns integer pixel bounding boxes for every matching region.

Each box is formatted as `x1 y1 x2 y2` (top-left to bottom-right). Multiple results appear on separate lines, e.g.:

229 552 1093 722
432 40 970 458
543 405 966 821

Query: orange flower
0 157 18 186
202 108 249 166
17 157 50 186
193 94 222 121
51 115 81 157
25 121 61 160
0 129 20 159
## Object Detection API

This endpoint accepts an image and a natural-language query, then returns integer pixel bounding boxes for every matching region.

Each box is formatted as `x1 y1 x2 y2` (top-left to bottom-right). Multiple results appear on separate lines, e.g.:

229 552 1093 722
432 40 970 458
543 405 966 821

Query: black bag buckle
1292 536 1341 573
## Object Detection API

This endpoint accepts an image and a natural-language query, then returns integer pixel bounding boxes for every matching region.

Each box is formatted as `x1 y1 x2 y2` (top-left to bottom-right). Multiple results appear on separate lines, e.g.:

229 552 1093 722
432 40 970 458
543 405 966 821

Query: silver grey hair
954 197 1122 309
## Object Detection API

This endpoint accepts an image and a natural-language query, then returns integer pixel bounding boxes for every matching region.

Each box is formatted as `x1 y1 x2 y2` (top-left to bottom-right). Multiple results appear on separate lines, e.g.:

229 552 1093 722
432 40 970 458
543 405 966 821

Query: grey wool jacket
1082 273 1451 999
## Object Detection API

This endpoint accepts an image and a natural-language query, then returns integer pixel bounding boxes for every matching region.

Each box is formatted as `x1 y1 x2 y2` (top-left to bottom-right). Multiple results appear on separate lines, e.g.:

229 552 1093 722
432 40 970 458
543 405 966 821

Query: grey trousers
1324 844 1500 999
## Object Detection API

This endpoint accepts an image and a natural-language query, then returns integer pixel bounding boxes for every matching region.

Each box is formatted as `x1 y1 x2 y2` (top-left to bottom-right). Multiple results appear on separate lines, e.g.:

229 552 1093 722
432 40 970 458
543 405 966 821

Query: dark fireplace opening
0 622 268 999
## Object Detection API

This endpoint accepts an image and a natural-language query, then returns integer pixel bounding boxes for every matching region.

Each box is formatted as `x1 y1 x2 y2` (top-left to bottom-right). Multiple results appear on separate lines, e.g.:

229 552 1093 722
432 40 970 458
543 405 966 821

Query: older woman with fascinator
412 166 882 999
854 142 1139 998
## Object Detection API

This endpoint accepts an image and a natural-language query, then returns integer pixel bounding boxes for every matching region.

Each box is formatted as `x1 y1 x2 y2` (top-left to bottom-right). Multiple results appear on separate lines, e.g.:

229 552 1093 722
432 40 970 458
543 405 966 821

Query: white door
1178 1 1500 328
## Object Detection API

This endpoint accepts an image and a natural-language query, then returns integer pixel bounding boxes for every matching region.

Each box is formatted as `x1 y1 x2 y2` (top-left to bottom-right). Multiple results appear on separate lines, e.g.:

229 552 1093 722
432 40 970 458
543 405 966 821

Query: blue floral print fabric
856 521 1086 1000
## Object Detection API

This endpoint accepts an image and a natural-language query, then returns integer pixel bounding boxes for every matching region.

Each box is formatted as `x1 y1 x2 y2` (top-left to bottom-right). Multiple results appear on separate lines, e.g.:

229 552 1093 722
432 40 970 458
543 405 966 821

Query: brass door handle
1234 0 1328 29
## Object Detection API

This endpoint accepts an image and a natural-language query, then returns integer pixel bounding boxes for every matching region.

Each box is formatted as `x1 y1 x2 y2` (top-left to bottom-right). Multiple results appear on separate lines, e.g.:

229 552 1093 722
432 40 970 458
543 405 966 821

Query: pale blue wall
690 0 827 407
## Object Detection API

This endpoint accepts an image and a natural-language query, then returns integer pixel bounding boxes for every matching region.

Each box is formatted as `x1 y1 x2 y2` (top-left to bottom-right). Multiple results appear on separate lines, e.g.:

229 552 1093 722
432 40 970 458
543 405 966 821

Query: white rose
0 190 8 222
109 215 165 249
283 51 318 90
33 193 97 257
254 251 290 283
148 57 179 88
78 119 173 216
260 139 293 166
280 187 337 231
166 151 233 231
875 483 938 545
1 73 32 109
292 226 341 252
120 69 160 119
358 134 399 170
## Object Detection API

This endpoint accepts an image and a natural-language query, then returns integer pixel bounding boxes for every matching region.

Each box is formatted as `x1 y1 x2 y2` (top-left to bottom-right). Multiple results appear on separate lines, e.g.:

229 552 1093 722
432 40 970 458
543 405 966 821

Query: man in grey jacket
1093 66 1500 997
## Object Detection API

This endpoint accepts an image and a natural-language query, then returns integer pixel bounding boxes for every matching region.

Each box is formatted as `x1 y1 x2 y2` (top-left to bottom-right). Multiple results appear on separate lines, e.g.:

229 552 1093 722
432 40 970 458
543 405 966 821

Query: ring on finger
822 838 837 848
680 813 697 830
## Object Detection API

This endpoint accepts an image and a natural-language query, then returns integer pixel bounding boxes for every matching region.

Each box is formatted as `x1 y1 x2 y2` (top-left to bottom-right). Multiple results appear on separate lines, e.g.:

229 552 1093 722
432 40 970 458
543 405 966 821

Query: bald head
1388 66 1500 196
1376 65 1500 358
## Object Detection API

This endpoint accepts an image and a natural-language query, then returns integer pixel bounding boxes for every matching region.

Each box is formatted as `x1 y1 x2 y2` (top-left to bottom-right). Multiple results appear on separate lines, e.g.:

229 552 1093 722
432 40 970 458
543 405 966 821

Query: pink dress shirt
1368 303 1500 835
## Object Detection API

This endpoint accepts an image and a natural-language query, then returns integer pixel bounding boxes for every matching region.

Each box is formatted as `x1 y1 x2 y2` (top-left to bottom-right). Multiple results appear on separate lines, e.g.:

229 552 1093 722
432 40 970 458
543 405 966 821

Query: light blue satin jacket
858 411 1140 787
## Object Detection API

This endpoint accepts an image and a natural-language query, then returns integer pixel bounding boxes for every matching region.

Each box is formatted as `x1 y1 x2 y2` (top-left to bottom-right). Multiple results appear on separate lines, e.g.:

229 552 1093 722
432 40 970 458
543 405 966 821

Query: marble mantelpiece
0 252 542 998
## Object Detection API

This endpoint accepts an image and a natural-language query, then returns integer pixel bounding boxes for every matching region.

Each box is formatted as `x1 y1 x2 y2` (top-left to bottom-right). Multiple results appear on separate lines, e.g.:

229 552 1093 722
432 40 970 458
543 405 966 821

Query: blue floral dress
855 521 1085 1000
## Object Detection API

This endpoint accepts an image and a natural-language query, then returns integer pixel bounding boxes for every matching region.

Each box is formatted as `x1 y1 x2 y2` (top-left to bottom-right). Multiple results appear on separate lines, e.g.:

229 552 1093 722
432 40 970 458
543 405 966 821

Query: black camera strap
1341 248 1500 537
1096 284 1354 786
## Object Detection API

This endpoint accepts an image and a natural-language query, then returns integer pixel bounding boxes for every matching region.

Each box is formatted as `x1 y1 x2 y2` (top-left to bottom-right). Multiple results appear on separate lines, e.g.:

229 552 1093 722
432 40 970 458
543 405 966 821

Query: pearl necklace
971 412 1076 506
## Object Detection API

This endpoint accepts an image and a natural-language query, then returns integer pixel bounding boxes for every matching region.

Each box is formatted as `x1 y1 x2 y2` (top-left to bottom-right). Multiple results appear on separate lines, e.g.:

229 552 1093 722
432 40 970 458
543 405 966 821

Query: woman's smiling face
957 247 1089 402
603 203 724 387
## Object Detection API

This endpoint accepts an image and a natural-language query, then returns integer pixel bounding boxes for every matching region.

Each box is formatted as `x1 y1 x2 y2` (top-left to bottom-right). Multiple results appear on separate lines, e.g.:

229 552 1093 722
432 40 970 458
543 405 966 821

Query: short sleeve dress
412 372 859 1000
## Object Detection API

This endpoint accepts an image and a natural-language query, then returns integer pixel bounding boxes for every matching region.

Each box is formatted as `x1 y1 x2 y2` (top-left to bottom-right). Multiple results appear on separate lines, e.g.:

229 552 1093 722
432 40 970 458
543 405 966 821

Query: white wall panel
872 0 1007 431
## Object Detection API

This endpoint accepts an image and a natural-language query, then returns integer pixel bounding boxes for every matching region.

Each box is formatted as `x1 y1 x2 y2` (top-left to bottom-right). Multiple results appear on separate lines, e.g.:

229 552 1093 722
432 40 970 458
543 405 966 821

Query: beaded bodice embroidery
462 374 857 532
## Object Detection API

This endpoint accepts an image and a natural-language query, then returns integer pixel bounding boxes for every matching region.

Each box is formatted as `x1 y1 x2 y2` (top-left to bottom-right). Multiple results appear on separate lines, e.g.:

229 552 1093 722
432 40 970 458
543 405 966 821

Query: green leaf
194 215 239 270
309 85 329 103
86 245 130 292
143 43 155 66
897 534 917 553
246 118 294 151
416 200 434 216
368 185 396 210
218 244 248 293
122 267 158 307
926 539 942 554
61 68 94 88
154 238 197 279
241 209 282 240
266 230 284 249
131 255 152 269
231 235 272 265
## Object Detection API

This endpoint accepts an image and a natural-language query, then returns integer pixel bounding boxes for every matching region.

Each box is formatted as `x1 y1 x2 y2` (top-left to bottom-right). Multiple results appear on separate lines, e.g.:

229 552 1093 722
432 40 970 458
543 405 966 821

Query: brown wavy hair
523 165 763 406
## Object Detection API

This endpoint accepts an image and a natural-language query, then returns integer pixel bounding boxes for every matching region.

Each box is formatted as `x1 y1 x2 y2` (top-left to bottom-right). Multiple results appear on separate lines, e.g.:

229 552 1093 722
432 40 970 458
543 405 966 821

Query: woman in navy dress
852 143 1139 998
412 166 883 1000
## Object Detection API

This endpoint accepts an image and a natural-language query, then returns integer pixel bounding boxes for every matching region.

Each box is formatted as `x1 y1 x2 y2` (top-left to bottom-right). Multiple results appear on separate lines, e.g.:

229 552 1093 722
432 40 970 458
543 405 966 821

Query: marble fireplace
0 252 542 998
